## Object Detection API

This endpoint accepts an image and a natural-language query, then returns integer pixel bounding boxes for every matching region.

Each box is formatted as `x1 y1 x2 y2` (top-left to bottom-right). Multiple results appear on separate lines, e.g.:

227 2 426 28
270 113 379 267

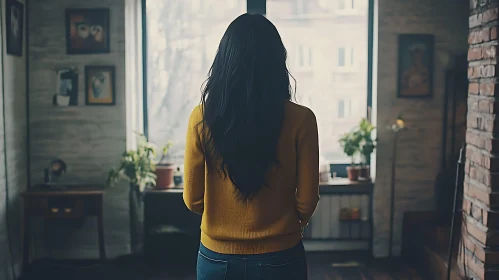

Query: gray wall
28 0 128 259
373 0 468 257
1 0 28 279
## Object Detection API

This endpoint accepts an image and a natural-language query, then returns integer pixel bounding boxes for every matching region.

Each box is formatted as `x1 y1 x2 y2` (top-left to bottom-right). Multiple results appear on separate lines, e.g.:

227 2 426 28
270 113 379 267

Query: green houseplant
106 134 174 190
106 134 158 191
339 130 362 181
358 118 376 180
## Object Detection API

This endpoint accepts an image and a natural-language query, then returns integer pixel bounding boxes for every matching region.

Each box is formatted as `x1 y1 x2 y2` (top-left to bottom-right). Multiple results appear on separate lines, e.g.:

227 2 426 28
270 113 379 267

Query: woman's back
184 100 319 254
182 13 319 280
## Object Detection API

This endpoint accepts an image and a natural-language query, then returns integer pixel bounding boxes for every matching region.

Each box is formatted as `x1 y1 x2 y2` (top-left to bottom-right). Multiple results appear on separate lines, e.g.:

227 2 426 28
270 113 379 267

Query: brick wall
375 0 469 257
462 1 499 279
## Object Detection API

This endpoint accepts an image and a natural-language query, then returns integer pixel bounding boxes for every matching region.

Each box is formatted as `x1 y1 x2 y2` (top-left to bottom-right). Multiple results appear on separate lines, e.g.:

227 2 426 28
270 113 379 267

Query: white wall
1 0 28 279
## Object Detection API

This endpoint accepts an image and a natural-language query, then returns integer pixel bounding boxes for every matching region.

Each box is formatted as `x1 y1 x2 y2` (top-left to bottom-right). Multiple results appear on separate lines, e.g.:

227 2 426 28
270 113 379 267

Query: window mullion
247 0 266 15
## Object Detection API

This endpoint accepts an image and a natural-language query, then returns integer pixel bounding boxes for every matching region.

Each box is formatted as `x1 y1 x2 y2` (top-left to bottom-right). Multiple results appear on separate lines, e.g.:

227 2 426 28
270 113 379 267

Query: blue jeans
197 241 307 280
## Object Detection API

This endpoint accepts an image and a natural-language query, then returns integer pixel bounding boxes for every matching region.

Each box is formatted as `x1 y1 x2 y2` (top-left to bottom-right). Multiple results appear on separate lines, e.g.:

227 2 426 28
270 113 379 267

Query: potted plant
358 118 376 180
339 131 362 181
106 134 158 190
106 134 158 253
154 142 174 189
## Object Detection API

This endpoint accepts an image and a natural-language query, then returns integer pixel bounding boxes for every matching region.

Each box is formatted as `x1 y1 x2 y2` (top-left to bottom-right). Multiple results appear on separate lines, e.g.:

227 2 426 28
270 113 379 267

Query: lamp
388 116 406 257
390 116 405 132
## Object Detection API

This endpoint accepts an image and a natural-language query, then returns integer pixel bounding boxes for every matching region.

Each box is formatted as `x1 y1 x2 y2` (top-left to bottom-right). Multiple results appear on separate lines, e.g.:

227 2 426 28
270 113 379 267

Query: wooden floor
20 252 428 280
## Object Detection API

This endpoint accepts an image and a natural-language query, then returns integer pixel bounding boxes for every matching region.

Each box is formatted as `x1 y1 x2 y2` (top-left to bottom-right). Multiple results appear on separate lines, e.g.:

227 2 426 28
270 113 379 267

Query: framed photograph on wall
85 66 115 106
66 8 110 54
53 68 79 106
397 34 434 98
6 0 24 56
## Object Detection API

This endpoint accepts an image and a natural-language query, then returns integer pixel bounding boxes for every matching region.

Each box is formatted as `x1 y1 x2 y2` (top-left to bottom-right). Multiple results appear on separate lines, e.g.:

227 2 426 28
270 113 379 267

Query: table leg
97 202 106 261
97 214 106 260
22 214 30 271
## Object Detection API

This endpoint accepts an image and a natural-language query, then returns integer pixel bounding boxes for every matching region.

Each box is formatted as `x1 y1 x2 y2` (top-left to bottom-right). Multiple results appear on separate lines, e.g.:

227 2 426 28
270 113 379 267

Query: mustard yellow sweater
183 101 319 254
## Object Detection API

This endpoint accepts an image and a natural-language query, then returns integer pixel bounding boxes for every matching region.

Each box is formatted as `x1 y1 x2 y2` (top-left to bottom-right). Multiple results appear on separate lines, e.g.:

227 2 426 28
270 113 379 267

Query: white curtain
125 0 144 150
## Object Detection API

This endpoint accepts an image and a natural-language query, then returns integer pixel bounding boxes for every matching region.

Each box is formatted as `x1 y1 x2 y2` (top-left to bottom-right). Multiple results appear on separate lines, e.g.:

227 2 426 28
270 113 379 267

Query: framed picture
85 66 115 106
397 34 434 98
6 0 24 56
66 8 110 54
53 69 78 106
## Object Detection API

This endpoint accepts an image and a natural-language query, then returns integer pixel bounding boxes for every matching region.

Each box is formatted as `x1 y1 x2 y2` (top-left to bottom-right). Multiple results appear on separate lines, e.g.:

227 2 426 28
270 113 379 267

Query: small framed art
6 0 24 56
85 66 115 106
397 34 434 98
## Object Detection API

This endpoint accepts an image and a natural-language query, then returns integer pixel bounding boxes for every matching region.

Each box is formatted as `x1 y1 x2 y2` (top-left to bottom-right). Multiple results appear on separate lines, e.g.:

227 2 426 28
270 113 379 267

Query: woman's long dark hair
201 14 293 201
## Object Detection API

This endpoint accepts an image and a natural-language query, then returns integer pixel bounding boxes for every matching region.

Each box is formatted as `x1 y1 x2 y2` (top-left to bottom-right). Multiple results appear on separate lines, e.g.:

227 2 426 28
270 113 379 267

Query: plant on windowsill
358 118 376 181
106 133 158 253
339 130 362 181
106 134 174 253
106 133 158 191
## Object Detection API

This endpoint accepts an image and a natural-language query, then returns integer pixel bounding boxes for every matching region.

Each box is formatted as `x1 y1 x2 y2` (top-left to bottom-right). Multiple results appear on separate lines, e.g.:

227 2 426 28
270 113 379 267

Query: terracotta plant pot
351 208 361 220
155 164 175 189
347 166 360 181
359 165 370 180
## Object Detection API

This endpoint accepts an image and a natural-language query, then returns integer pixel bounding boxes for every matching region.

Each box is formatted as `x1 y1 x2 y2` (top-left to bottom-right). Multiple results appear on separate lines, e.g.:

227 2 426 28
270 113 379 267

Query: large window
266 0 369 163
145 0 245 162
145 0 371 164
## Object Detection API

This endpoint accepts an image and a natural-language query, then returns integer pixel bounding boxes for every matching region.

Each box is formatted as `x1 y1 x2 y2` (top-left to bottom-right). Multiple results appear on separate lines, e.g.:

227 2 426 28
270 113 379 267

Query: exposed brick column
464 1 499 279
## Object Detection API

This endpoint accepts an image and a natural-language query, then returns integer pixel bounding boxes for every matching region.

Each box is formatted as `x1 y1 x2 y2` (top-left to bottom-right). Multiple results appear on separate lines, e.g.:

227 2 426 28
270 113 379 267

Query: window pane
308 47 313 66
146 0 245 162
338 100 345 118
267 0 369 163
338 48 345 66
350 47 355 65
299 46 304 66
338 0 346 10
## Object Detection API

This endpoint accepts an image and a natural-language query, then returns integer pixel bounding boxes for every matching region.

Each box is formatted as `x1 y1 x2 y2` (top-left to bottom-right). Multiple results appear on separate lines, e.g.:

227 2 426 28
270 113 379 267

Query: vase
129 184 144 254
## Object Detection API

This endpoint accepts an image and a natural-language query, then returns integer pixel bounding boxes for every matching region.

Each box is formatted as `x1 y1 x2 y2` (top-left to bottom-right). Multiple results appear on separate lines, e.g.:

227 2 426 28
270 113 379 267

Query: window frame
336 45 356 72
337 0 362 15
337 99 352 119
141 0 375 165
291 44 313 72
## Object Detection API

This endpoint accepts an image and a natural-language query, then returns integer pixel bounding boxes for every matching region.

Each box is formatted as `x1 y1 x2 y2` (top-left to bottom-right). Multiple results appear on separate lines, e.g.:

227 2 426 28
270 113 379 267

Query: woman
184 13 319 280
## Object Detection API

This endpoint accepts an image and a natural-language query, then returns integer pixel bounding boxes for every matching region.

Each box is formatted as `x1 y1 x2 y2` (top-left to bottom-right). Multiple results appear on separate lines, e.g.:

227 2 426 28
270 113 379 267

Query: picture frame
6 0 24 56
53 68 79 106
397 34 434 98
85 66 115 106
66 8 110 54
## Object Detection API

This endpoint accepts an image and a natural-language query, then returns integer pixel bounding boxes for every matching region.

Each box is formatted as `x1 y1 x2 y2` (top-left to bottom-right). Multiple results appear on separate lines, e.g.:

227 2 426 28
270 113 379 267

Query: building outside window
337 46 355 68
338 0 356 10
337 99 352 118
292 45 313 71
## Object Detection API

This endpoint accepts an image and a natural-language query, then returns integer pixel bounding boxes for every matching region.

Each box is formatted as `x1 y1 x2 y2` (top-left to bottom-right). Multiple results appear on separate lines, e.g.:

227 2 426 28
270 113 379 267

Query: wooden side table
21 185 106 268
